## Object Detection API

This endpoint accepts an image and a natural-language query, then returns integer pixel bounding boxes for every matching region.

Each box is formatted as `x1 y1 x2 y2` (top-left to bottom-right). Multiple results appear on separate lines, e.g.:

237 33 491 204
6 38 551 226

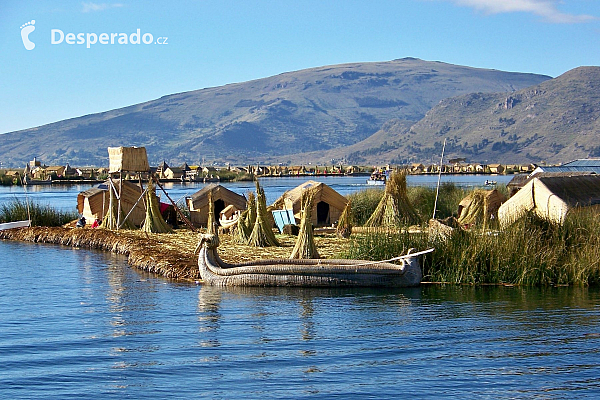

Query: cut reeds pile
141 180 172 234
365 169 419 229
457 190 487 227
235 191 255 244
248 180 279 247
290 187 319 259
336 201 353 239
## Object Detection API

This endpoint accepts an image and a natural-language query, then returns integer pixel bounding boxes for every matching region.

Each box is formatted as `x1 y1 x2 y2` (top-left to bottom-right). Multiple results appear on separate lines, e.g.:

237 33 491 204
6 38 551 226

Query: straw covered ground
0 226 350 282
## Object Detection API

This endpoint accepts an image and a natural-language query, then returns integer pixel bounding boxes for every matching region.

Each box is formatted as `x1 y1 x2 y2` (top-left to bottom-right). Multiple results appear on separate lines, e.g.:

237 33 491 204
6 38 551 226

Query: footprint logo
20 20 36 50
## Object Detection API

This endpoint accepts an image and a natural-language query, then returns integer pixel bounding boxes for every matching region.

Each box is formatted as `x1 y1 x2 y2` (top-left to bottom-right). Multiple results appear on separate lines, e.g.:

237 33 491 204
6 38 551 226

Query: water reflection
3 240 600 398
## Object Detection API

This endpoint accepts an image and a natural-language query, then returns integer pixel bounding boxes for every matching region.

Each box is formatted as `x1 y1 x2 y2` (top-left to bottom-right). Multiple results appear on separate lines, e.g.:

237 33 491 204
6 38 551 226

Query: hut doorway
214 199 226 221
316 201 330 226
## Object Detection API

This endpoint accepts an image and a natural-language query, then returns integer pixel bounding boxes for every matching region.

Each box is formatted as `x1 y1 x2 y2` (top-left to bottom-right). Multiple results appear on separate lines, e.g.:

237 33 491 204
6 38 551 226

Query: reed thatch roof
272 180 348 227
186 184 247 227
499 175 600 226
508 171 595 197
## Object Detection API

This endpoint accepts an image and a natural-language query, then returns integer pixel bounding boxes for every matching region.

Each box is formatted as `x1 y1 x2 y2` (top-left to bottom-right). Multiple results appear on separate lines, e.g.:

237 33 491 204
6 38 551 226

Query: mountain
328 66 600 165
0 58 550 167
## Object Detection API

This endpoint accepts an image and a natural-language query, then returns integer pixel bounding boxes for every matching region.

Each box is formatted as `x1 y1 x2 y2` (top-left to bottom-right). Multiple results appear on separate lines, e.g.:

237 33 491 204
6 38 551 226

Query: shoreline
0 227 200 281
0 227 349 283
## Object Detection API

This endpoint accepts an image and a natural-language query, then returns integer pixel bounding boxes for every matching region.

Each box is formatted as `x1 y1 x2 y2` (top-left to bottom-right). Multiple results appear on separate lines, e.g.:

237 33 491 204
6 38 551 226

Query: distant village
0 156 551 186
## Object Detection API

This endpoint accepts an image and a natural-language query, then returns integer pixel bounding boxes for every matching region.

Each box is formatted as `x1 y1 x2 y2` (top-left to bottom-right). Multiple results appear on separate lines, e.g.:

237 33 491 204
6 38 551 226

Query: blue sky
1 0 599 135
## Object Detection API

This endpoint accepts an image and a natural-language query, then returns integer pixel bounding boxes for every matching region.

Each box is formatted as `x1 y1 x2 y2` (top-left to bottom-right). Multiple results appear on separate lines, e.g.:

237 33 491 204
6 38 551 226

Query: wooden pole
117 171 122 230
152 174 196 232
432 138 447 220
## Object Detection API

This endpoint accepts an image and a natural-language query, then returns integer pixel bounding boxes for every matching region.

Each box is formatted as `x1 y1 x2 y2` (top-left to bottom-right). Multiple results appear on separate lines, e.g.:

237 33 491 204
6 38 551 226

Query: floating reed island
0 226 351 282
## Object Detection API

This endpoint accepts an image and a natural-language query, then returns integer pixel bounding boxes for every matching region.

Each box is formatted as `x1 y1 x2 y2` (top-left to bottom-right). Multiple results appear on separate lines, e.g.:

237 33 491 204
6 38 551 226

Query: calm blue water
0 174 513 213
1 241 599 398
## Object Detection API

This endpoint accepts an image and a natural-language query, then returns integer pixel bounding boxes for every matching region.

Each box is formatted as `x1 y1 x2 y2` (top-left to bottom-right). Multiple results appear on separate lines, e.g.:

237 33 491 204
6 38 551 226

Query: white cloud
81 2 124 13
443 0 595 23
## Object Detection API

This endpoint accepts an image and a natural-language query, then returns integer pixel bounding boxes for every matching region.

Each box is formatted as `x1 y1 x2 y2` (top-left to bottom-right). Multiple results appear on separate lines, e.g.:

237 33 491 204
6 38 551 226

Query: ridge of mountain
323 66 600 165
0 58 550 167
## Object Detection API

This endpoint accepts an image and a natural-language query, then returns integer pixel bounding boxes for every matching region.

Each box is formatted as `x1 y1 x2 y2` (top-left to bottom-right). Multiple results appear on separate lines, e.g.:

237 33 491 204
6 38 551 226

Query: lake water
0 174 512 212
1 240 599 398
4 174 600 398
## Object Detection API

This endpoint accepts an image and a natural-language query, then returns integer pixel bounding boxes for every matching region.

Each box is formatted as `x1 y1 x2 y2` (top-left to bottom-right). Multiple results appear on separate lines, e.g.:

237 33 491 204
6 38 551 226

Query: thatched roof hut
272 180 348 227
507 172 595 198
77 179 151 226
457 189 506 226
186 184 247 227
498 175 600 226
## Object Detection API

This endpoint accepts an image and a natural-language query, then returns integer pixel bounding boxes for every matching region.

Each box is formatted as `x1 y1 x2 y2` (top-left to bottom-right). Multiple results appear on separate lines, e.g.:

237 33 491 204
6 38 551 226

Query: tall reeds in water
365 169 419 228
342 209 600 286
0 198 78 227
290 187 319 259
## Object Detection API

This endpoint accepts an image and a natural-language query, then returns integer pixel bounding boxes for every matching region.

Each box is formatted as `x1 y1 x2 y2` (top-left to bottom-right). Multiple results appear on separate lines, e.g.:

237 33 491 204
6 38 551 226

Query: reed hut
108 146 149 174
186 184 246 227
272 181 348 227
498 175 600 226
77 179 150 226
457 189 506 226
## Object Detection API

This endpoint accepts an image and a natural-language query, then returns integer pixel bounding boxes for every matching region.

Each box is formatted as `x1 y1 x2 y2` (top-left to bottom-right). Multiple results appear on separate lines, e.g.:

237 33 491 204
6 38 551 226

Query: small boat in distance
484 179 497 186
367 171 387 186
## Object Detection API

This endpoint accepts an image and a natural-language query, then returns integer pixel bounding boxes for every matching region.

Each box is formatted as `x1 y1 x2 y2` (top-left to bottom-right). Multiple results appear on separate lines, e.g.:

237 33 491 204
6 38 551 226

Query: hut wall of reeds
77 179 151 226
272 181 348 227
108 147 149 173
186 184 247 227
498 175 600 226
77 187 109 222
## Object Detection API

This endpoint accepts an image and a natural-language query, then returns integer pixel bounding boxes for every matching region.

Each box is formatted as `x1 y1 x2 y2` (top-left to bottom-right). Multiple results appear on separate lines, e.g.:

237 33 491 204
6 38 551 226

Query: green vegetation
0 198 78 227
216 170 254 182
341 184 600 286
346 188 384 226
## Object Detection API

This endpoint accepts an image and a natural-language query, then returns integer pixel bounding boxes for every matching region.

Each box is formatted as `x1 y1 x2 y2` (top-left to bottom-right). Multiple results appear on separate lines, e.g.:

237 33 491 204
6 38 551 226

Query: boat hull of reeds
197 233 422 287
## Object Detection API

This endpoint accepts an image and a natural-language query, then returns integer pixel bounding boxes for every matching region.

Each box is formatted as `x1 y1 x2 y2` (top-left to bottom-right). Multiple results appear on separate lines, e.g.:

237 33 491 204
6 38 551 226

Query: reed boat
197 233 432 287
0 220 31 231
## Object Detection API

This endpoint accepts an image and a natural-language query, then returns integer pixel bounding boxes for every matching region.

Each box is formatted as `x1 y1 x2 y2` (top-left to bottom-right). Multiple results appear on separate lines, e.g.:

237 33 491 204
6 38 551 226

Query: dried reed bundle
248 180 279 247
365 169 419 228
336 201 353 239
207 192 217 235
141 180 172 233
235 191 255 244
290 187 320 259
457 190 487 226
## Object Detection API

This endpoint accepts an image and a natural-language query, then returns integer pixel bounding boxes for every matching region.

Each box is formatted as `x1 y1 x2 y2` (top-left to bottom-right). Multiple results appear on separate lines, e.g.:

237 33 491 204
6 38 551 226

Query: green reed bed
0 198 78 227
341 208 600 286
